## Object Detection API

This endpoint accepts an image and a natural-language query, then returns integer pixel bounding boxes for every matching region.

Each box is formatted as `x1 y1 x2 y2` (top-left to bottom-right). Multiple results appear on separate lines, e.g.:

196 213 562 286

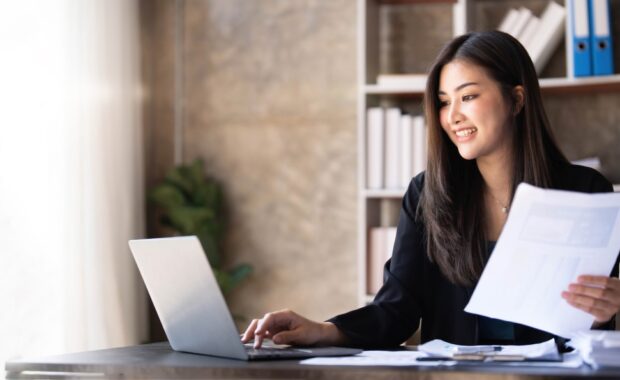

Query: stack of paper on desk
465 183 620 338
568 331 620 368
300 340 584 368
418 339 561 362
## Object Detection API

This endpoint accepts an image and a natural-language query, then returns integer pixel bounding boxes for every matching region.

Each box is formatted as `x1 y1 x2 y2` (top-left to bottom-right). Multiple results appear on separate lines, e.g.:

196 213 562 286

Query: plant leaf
227 264 252 290
165 166 194 195
167 206 214 234
188 159 205 190
149 184 186 209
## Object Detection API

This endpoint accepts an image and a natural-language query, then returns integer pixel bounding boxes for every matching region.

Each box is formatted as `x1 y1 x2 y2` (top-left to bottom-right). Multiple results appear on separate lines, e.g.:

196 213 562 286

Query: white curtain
0 0 147 367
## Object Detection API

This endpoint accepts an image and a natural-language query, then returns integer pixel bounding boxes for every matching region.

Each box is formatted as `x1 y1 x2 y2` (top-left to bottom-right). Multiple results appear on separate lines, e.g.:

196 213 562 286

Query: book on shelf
527 1 567 74
511 7 534 38
366 107 384 189
498 8 521 34
412 115 427 177
367 226 397 295
365 107 427 191
384 108 401 189
518 15 541 49
376 74 427 89
400 114 413 189
497 1 566 75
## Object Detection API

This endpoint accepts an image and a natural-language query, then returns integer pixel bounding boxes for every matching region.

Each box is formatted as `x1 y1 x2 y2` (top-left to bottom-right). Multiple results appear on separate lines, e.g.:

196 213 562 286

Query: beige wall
143 0 359 330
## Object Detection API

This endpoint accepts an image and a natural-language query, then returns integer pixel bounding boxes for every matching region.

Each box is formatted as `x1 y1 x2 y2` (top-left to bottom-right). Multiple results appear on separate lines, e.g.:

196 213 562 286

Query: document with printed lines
465 183 620 338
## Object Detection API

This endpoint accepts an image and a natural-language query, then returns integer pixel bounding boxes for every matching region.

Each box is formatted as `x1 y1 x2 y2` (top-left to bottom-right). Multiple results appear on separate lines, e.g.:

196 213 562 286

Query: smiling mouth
455 127 477 137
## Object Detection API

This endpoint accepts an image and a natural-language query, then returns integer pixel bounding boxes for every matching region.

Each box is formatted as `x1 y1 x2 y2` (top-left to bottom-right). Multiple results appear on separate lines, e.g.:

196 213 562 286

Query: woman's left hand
562 275 620 325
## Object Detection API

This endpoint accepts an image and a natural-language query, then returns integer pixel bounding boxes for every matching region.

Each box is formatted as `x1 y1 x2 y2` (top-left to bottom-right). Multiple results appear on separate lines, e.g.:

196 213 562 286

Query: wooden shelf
379 0 456 4
364 84 425 96
364 189 407 198
364 74 620 97
539 75 620 95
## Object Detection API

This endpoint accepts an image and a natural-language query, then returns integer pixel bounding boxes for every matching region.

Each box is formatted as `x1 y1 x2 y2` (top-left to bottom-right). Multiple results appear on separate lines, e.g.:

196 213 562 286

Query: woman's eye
439 100 449 107
462 94 477 101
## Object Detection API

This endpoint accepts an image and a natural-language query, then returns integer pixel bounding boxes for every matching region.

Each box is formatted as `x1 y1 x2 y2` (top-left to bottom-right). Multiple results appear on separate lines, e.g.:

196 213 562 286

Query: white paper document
465 183 620 338
568 330 620 368
418 338 560 361
301 350 456 367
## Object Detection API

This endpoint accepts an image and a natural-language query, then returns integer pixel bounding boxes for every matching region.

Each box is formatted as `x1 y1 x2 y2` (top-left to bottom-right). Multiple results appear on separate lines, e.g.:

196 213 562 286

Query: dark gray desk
5 342 620 379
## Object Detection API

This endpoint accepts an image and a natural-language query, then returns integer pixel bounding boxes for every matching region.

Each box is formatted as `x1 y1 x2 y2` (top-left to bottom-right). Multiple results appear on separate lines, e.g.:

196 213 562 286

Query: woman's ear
512 85 525 115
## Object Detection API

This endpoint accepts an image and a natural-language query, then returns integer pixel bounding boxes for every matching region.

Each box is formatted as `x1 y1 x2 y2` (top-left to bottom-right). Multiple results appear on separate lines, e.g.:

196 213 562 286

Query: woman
242 31 620 349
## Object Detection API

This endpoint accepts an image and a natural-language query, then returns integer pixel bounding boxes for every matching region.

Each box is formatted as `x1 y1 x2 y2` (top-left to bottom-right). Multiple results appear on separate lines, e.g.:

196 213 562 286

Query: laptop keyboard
244 345 313 359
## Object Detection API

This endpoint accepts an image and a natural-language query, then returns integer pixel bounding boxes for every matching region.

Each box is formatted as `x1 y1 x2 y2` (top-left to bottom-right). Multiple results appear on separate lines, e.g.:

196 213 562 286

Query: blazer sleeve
327 174 427 349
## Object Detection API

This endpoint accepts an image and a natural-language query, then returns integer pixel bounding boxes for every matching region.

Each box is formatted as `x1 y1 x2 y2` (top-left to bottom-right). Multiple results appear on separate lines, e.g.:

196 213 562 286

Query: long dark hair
420 31 567 286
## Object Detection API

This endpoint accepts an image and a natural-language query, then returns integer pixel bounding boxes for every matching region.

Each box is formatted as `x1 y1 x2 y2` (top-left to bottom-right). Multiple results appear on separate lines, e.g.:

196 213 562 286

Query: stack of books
366 199 400 295
566 0 615 77
367 226 397 294
568 330 620 368
366 107 427 191
497 1 566 74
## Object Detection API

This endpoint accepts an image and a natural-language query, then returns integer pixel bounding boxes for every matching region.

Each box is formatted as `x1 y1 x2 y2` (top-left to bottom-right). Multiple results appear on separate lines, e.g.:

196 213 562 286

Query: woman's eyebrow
438 82 479 95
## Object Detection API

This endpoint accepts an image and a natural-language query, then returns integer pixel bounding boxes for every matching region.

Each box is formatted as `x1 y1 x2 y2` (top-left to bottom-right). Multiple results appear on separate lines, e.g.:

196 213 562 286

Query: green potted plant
149 158 252 295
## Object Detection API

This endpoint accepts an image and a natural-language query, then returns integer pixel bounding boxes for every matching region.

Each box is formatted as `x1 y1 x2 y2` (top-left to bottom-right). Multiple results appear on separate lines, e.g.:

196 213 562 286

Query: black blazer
329 163 619 349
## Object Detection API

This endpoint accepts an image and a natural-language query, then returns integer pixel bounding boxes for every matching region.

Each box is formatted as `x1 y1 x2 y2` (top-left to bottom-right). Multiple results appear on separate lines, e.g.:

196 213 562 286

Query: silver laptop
129 236 361 360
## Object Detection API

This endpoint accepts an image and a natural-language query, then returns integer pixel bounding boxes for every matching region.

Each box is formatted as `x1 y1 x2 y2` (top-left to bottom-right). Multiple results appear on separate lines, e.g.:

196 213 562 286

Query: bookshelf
357 0 620 306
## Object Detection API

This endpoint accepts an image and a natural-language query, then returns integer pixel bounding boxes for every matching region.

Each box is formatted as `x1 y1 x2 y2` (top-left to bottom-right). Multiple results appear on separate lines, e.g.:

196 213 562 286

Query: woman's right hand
240 309 348 349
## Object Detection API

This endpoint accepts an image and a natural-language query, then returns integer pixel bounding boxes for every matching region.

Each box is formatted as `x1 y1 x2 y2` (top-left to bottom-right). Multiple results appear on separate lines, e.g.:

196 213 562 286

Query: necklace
487 191 510 214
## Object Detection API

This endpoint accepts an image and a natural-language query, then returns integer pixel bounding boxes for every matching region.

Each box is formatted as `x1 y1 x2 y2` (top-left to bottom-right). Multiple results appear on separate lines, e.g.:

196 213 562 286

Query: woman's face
438 59 516 163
